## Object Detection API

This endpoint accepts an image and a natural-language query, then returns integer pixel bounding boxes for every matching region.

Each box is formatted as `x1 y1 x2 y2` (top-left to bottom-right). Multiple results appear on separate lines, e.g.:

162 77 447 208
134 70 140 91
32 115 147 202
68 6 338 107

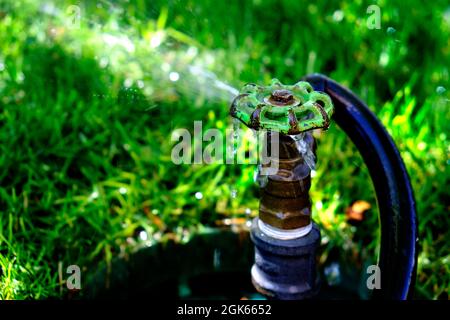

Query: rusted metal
268 89 295 106
259 132 315 229
230 78 334 135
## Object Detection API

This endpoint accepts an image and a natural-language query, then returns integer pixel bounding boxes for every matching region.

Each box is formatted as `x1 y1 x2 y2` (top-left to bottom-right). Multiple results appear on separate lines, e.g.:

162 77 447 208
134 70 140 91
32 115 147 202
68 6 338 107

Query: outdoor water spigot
230 74 418 300
231 78 334 299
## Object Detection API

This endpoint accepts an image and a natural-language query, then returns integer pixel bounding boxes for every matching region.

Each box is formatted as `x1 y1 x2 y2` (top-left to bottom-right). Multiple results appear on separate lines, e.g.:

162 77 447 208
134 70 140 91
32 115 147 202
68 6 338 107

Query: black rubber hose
303 74 418 299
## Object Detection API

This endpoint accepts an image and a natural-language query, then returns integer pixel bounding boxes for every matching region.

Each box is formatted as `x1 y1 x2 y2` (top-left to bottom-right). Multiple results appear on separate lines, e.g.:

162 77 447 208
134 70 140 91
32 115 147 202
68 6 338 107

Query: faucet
230 74 418 300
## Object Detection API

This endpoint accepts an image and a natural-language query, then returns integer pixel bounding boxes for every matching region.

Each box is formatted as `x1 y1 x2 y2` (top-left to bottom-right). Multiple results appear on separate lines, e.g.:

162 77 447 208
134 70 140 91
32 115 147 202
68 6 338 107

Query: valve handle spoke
230 79 334 134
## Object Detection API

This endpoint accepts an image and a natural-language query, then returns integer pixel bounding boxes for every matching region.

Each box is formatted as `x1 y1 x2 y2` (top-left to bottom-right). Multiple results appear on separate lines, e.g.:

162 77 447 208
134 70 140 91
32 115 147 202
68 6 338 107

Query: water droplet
379 52 389 67
119 187 127 194
333 10 344 22
17 72 25 82
315 200 323 210
99 57 108 68
150 31 164 48
124 79 133 88
169 71 180 82
137 80 145 88
284 58 294 66
213 249 221 269
387 27 396 34
89 191 99 200
232 118 240 134
154 232 162 240
417 142 426 151
186 46 198 57
232 118 240 156
291 133 316 170
254 165 268 188
139 230 148 241
324 262 341 286
436 86 446 95
181 230 190 243
195 192 203 200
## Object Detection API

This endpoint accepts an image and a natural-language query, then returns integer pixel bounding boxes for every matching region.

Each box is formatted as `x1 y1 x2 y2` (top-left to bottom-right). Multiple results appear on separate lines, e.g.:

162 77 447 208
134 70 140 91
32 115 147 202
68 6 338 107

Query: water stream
290 133 316 170
253 164 269 188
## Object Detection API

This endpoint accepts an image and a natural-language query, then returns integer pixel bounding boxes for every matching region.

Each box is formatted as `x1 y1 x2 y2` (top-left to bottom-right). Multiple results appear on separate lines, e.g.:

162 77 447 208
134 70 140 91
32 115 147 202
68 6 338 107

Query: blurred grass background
0 0 448 299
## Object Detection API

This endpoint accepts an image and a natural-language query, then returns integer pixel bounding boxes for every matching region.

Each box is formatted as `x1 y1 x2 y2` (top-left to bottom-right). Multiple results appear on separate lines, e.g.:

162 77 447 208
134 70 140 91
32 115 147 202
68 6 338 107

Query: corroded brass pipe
259 132 315 230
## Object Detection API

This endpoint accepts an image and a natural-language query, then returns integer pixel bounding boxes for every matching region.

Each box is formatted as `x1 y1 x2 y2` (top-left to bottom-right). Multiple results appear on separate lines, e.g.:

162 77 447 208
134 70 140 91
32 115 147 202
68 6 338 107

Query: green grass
0 0 449 299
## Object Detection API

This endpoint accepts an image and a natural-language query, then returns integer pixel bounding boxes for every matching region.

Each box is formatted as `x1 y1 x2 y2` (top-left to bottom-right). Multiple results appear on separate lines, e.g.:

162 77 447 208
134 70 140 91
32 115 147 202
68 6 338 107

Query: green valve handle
230 79 334 134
